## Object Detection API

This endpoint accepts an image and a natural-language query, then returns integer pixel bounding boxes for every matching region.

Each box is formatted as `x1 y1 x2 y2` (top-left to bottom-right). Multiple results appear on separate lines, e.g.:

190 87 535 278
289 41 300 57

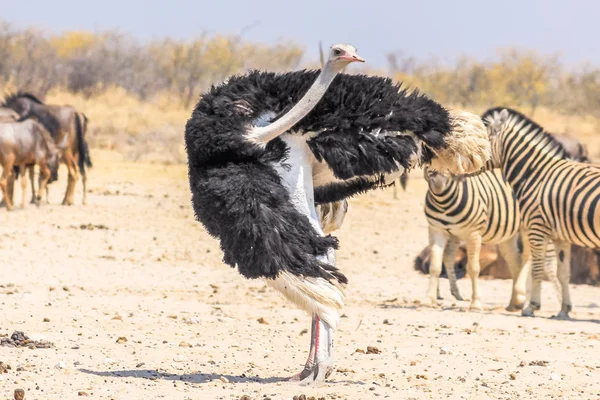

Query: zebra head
423 166 451 192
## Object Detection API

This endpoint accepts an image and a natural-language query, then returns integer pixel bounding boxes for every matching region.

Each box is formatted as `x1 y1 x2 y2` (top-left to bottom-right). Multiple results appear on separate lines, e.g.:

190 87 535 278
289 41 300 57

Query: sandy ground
1 150 600 400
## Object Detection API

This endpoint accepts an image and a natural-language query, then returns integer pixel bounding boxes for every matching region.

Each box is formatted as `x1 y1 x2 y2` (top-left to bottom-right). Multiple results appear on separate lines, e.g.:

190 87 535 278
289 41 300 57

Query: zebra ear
499 109 509 124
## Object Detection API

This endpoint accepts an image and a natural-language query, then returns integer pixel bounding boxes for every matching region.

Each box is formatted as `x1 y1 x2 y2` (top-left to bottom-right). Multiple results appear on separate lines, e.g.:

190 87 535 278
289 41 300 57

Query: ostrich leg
268 134 340 385
289 314 334 383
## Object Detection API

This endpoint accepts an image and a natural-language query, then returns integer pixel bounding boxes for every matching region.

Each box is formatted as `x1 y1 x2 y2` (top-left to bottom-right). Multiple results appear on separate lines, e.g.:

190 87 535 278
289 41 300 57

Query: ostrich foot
286 315 334 385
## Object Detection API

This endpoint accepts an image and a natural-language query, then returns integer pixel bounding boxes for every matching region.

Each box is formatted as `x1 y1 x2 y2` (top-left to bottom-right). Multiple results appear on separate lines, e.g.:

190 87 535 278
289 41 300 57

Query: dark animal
0 119 59 210
2 92 92 205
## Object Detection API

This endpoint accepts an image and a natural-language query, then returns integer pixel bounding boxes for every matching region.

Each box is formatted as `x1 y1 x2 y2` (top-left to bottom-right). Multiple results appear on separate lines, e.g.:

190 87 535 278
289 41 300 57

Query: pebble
183 317 200 324
439 347 452 355
179 341 192 348
78 391 89 396
219 376 229 383
55 361 66 370
550 373 561 381
173 355 186 363
0 361 10 373
14 389 24 400
116 336 128 344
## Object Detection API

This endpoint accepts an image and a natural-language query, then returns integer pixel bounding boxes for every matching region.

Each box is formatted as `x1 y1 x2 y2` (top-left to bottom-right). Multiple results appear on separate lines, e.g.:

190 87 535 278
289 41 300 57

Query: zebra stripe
423 167 546 311
482 107 599 319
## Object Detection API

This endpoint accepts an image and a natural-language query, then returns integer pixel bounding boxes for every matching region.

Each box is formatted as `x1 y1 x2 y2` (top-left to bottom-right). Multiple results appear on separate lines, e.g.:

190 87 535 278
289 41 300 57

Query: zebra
483 107 600 319
423 167 560 311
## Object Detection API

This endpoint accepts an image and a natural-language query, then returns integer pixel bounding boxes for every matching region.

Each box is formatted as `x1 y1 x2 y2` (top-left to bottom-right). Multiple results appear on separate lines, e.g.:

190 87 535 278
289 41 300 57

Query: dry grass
34 88 600 164
46 87 190 163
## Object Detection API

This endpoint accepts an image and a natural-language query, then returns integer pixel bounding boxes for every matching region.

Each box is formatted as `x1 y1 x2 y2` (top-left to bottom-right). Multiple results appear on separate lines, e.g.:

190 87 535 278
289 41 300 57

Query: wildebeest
0 107 19 121
549 132 590 163
1 92 92 205
0 118 60 210
0 107 22 204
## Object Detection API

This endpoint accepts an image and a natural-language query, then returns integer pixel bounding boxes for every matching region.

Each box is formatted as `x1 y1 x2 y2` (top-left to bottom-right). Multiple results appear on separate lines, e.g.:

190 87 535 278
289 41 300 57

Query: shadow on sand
377 302 600 324
79 368 286 384
79 368 367 386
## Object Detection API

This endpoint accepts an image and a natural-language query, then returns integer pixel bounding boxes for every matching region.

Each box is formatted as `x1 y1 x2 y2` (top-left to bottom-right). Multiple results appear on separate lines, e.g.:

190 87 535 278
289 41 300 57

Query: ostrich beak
342 54 365 63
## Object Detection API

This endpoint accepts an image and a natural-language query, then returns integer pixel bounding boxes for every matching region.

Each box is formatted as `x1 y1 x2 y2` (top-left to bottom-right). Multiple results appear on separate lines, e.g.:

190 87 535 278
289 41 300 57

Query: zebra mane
481 107 572 160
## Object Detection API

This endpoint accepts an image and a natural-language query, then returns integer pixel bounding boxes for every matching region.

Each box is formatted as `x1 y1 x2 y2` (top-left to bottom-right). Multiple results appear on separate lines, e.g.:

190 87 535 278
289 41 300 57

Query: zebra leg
498 237 527 311
465 233 483 311
522 233 549 317
443 237 463 301
543 242 563 309
553 242 572 320
424 227 448 307
465 235 484 310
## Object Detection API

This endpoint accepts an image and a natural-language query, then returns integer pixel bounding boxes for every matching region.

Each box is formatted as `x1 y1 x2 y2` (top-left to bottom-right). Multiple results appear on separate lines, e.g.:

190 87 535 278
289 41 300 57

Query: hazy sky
5 0 600 68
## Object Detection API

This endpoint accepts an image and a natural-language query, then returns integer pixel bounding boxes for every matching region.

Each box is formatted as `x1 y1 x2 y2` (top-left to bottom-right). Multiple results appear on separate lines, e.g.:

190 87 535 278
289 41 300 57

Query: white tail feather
266 271 345 330
428 110 491 175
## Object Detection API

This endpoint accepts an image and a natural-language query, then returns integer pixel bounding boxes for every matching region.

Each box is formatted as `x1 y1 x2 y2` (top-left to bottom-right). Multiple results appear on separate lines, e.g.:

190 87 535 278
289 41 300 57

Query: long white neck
248 64 339 144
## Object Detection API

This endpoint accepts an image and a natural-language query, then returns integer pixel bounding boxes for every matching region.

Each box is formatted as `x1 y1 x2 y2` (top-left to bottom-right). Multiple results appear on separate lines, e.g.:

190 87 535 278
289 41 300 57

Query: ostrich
185 44 491 384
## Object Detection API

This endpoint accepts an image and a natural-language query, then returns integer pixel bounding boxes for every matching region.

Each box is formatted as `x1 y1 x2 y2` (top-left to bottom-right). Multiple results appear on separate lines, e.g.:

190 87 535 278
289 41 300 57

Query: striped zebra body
424 168 531 310
483 107 600 319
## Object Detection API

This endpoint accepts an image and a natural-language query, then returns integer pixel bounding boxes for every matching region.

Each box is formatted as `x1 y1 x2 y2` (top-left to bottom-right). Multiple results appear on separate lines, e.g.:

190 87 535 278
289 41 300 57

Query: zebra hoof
469 300 483 311
421 297 438 308
552 312 571 320
506 295 526 311
521 307 536 317
451 292 464 301
552 305 572 320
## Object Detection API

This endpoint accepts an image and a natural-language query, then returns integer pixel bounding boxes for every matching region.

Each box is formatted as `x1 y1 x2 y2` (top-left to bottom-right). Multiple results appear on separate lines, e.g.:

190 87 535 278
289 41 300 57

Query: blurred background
2 0 598 163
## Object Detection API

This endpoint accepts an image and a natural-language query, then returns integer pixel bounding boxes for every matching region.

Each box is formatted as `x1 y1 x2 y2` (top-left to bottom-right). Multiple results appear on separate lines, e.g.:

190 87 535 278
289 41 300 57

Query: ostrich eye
333 48 342 56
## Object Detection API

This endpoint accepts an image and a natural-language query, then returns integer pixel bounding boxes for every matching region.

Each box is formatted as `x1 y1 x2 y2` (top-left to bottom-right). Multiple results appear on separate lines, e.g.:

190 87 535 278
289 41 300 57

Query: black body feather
185 70 455 284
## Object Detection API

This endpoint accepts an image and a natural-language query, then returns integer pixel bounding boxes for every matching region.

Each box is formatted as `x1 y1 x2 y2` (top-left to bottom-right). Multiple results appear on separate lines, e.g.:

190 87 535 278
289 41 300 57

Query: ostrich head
326 44 365 71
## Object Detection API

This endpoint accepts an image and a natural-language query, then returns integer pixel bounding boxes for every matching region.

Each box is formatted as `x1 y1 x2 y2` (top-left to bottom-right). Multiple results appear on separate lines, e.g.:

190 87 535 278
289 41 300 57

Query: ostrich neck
249 65 339 143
